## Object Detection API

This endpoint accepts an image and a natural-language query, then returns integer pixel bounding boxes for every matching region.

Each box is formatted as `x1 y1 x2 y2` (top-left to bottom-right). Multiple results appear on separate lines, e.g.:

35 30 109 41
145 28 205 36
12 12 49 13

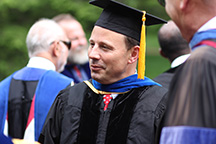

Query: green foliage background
0 0 170 81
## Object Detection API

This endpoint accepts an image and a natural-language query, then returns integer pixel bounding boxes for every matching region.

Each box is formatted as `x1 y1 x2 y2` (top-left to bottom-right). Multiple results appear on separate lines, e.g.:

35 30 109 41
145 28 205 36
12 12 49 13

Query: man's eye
90 43 95 47
101 45 108 49
71 37 78 41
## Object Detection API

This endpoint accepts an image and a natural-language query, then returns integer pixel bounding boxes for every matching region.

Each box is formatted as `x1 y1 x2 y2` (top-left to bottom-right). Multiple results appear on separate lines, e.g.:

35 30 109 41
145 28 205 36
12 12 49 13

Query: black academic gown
164 45 216 128
153 66 180 89
39 80 168 144
8 79 38 138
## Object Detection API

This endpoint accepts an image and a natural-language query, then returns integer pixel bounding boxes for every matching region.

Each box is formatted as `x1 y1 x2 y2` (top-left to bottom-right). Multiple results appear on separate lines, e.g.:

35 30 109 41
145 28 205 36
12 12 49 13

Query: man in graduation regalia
157 0 216 143
39 0 167 143
0 19 74 142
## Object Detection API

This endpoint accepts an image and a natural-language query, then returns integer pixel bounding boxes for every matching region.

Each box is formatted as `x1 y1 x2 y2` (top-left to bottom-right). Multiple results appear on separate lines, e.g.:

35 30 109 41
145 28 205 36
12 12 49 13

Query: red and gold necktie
103 94 112 111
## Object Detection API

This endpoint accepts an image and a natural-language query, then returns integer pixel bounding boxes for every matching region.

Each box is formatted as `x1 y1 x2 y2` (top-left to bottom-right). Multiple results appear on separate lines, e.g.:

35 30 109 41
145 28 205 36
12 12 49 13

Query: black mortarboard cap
89 0 166 41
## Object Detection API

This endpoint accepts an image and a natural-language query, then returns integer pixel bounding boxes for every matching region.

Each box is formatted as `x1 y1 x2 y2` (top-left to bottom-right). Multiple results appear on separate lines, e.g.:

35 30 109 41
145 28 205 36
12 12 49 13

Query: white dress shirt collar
198 16 216 32
27 57 56 71
171 54 191 68
110 94 118 100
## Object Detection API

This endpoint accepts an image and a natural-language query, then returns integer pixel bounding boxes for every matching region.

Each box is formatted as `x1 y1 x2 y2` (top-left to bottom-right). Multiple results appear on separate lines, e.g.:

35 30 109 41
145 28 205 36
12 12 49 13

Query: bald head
158 20 191 62
159 21 181 40
52 14 76 23
162 0 216 41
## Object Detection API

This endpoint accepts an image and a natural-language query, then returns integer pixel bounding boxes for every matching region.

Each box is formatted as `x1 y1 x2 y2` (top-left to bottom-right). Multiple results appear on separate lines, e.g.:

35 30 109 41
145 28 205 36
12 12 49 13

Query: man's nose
88 45 100 60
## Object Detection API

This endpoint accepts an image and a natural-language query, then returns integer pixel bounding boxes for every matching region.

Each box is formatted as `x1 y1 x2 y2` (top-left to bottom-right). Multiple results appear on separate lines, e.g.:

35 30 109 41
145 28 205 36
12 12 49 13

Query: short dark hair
124 36 139 50
158 21 190 61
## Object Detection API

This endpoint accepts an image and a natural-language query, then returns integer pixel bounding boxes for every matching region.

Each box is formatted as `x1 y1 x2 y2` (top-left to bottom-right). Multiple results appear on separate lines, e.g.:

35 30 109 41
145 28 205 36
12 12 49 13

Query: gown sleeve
165 46 216 127
38 88 69 144
160 46 216 144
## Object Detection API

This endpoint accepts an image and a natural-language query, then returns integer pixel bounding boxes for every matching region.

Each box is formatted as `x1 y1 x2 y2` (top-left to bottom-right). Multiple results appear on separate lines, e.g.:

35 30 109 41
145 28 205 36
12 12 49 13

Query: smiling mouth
90 64 103 71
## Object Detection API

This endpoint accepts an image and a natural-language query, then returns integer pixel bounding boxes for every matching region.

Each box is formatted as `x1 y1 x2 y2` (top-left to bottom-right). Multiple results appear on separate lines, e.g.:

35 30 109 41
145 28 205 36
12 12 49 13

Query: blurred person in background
153 20 191 88
158 0 216 143
53 14 91 83
0 18 73 142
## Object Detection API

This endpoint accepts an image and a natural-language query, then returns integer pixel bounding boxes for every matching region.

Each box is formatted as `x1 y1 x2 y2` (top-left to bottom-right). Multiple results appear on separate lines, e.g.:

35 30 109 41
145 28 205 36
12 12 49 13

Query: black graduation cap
89 0 167 79
89 0 166 42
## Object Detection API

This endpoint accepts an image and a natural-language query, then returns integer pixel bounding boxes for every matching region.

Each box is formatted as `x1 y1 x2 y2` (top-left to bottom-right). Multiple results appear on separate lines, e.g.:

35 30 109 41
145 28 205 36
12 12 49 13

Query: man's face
165 0 180 25
57 37 70 72
59 20 89 64
88 26 132 84
57 44 68 72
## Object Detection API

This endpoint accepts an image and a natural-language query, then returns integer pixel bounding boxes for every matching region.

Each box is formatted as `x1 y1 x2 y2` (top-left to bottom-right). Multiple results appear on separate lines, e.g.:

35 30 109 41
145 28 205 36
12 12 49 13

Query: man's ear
128 45 139 64
180 0 189 10
159 48 167 58
52 41 61 57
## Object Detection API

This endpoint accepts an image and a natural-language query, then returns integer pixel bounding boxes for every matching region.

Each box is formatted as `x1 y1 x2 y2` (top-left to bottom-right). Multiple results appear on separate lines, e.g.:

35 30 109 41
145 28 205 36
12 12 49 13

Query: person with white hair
0 18 74 142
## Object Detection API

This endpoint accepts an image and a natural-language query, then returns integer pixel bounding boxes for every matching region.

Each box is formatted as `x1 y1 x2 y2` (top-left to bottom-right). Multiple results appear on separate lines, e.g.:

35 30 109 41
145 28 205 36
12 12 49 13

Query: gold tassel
138 11 146 79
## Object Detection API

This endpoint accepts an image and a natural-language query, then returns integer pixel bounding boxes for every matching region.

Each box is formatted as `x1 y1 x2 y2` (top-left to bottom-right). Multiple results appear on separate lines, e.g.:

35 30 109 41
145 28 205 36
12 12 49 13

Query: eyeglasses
60 40 71 50
50 40 71 50
158 0 165 7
